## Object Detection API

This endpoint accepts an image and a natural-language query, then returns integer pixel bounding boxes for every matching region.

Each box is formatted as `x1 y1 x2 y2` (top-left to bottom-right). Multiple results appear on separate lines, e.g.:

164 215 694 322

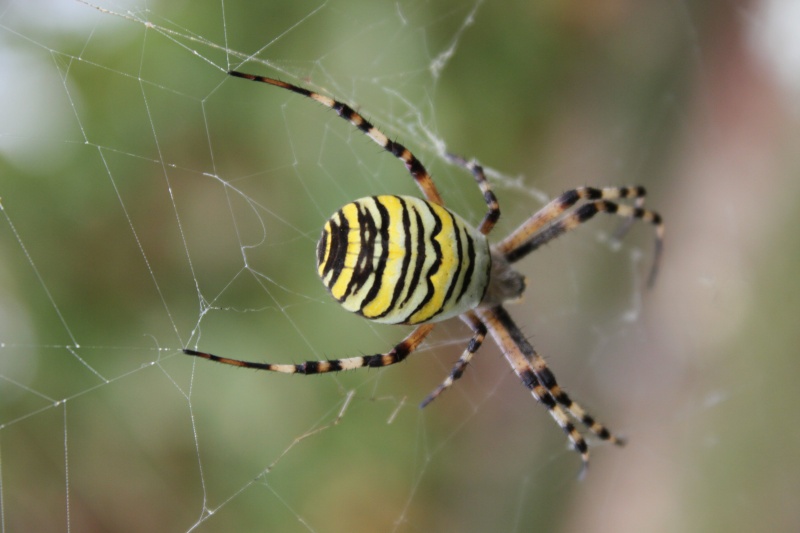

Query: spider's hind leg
477 305 624 472
419 312 487 408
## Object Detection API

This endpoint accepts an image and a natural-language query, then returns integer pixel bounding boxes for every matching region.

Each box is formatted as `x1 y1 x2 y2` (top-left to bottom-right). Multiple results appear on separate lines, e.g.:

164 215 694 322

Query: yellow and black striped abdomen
317 195 491 325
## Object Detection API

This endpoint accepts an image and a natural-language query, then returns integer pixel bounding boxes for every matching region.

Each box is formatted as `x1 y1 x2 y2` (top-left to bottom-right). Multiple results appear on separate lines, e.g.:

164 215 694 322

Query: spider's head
480 251 526 307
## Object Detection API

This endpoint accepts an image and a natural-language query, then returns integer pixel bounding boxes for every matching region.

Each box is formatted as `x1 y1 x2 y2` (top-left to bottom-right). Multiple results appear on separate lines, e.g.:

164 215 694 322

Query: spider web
2 1 800 532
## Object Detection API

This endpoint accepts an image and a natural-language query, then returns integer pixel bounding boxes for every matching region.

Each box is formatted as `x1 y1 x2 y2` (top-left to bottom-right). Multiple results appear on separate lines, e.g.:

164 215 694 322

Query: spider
184 70 664 473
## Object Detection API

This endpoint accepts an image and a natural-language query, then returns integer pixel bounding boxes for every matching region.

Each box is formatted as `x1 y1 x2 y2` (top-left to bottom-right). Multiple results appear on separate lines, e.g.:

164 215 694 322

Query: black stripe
483 192 501 226
406 156 426 179
456 231 476 303
520 367 539 390
554 390 574 408
440 210 464 310
576 203 599 221
399 205 426 312
573 434 588 453
333 102 374 135
560 189 581 207
299 358 344 374
536 366 558 389
393 341 412 363
375 196 412 319
386 139 406 158
344 201 377 298
363 344 408 367
286 85 313 98
584 187 602 200
493 306 536 359
363 354 384 367
303 360 320 374
385 140 426 179
538 387 558 408
325 210 350 292
407 202 443 320
359 197 391 312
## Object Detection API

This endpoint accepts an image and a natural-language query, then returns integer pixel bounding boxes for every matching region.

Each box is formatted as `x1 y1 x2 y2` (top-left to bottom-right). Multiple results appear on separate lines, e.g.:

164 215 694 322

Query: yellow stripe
408 201 458 323
360 196 406 319
339 198 381 314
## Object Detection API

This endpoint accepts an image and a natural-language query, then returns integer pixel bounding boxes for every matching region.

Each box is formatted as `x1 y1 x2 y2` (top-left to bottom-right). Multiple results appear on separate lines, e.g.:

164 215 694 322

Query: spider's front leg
495 186 664 286
228 70 445 206
446 154 500 235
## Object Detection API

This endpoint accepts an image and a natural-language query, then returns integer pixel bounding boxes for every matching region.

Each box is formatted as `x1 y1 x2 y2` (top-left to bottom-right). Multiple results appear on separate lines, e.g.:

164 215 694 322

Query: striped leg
184 324 434 374
477 305 624 474
495 186 664 286
228 71 444 206
486 306 624 444
446 154 501 235
612 194 646 241
419 312 487 408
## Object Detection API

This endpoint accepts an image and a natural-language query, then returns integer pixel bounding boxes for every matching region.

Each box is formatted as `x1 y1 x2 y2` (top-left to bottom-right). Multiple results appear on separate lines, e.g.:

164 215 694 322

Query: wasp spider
185 70 664 473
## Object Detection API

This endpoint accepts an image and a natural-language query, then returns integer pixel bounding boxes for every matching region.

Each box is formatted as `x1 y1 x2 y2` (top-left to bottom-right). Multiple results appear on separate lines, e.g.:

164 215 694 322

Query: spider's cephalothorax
184 70 664 474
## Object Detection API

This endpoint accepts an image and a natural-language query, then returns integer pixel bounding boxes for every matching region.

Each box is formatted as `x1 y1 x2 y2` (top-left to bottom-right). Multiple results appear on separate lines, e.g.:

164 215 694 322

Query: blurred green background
2 0 799 531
